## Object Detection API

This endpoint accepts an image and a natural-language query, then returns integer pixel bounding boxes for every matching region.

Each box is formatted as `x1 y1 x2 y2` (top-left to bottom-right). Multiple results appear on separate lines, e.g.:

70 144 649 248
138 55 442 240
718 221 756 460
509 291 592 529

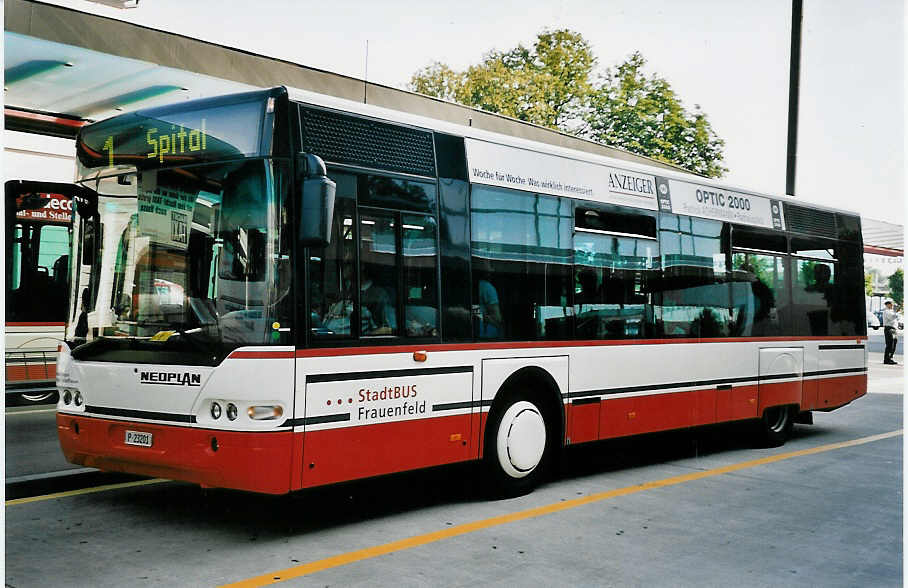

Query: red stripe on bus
295 336 867 358
297 373 865 487
589 373 865 442
5 322 66 327
56 372 864 495
4 108 86 128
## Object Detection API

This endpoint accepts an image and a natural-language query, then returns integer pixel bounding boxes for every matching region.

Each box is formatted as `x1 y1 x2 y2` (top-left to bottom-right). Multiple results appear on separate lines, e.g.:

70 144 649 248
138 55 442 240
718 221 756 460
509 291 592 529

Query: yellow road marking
223 429 902 588
5 478 170 506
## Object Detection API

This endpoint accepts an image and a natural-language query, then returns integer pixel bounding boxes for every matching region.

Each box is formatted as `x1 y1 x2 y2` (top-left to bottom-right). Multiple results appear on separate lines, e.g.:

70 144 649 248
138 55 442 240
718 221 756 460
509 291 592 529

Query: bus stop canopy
862 219 904 256
5 0 681 170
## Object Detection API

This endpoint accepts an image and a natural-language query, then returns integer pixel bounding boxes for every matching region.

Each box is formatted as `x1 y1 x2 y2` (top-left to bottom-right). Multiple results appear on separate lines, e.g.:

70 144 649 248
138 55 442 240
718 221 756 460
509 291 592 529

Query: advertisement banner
666 180 785 230
465 139 658 210
464 139 787 230
15 193 72 224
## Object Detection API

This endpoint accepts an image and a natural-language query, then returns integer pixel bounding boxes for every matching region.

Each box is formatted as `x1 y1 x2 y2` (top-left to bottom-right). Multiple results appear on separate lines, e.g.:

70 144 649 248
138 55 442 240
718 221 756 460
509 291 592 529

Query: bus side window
657 215 732 338
829 240 864 335
308 172 442 343
574 207 659 340
730 225 789 337
359 210 398 336
38 224 71 321
731 253 788 336
470 186 572 340
309 174 357 340
790 236 859 336
402 214 439 337
6 224 25 321
5 223 70 323
78 217 103 313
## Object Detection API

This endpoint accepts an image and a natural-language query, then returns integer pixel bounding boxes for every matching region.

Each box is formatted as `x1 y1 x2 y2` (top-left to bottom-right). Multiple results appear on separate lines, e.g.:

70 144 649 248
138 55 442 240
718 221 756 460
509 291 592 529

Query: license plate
124 430 153 447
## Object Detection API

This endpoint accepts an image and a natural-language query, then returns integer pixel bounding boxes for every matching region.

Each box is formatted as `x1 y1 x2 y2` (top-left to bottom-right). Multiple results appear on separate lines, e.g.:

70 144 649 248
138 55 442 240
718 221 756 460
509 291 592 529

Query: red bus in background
5 181 76 402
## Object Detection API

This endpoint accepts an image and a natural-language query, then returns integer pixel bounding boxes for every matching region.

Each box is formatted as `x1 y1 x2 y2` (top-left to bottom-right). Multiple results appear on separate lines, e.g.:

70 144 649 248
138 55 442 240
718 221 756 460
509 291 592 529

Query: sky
37 0 907 226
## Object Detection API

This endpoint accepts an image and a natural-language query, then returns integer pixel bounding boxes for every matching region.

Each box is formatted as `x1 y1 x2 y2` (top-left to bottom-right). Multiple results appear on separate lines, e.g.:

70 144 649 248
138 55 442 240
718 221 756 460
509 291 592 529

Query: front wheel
756 405 795 447
483 396 555 497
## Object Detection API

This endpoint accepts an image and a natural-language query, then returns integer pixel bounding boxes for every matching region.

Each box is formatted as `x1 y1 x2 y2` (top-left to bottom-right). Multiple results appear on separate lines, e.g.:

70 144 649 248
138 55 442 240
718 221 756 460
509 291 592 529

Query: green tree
409 62 464 103
888 268 903 306
582 52 726 177
865 272 873 296
409 31 726 177
411 29 595 129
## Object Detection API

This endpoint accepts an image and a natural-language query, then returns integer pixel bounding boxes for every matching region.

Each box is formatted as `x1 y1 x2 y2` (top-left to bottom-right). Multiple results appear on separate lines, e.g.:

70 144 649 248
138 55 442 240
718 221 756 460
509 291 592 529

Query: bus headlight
63 389 72 405
74 391 83 407
210 402 222 420
247 405 284 420
226 403 238 421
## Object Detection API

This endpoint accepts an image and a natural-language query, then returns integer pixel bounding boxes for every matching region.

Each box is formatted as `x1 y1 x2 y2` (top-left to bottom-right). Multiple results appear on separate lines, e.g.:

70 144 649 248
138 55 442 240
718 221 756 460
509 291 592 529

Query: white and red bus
5 180 79 402
5 128 82 403
56 87 867 496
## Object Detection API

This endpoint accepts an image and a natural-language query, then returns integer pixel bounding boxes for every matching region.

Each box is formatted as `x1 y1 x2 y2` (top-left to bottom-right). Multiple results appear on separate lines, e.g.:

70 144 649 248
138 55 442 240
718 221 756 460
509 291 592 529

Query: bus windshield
6 187 73 323
68 159 291 364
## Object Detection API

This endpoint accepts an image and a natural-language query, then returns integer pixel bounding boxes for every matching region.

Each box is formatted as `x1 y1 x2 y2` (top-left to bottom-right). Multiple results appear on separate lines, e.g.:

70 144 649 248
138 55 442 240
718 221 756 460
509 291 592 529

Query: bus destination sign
77 95 267 171
145 120 207 163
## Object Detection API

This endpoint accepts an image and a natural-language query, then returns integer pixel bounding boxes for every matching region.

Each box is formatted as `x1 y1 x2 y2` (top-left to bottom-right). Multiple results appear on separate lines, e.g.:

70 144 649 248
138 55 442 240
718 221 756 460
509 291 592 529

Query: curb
6 469 150 501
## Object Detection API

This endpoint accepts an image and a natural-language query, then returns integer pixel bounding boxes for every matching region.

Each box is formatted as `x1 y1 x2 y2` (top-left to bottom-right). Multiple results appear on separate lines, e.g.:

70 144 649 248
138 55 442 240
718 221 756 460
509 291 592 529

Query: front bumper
57 413 295 494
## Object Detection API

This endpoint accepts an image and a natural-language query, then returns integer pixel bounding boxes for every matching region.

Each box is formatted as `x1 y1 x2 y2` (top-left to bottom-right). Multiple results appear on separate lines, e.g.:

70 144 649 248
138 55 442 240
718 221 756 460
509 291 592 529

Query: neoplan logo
140 371 202 386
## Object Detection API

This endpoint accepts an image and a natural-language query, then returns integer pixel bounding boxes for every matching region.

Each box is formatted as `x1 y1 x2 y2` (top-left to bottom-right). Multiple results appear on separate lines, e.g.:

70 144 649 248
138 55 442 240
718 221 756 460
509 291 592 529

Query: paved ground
5 362 902 587
868 352 905 395
5 406 84 480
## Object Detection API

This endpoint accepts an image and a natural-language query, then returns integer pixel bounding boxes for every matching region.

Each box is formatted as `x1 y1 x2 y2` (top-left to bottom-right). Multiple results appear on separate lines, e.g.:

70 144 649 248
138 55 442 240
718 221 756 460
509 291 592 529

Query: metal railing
5 350 57 394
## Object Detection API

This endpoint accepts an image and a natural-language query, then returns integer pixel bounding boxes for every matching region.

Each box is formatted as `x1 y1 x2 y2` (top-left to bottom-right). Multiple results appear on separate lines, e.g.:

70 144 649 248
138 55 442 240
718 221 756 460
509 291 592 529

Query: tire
483 392 557 498
756 405 794 447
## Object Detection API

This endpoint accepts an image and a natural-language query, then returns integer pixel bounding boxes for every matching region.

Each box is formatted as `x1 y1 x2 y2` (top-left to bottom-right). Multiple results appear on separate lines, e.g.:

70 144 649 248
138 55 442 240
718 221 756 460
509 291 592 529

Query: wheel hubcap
21 392 54 402
766 406 788 433
496 401 546 479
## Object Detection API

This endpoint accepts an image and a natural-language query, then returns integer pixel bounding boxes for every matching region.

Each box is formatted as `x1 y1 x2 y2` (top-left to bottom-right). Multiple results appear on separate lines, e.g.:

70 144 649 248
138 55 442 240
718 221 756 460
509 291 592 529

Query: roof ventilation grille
301 107 436 177
785 203 837 238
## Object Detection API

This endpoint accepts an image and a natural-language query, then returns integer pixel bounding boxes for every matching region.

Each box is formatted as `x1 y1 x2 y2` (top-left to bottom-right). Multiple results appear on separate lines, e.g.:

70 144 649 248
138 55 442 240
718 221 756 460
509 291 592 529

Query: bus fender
479 357 567 457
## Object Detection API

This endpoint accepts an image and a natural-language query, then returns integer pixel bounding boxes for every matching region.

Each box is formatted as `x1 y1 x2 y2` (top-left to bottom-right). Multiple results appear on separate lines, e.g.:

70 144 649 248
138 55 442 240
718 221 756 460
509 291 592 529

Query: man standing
882 300 899 365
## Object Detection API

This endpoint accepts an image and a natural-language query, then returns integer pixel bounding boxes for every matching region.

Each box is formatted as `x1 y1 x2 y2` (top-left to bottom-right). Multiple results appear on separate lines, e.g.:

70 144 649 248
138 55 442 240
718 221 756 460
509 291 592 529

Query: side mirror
297 153 336 247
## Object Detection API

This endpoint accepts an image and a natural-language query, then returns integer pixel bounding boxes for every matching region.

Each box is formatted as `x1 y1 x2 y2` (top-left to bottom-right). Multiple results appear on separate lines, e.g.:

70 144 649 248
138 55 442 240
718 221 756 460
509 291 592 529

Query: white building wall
3 130 76 183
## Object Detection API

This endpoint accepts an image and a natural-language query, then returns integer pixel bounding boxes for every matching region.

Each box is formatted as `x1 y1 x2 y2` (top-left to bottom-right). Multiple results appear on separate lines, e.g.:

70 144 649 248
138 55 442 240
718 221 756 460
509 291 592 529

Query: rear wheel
483 393 556 497
757 405 795 447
